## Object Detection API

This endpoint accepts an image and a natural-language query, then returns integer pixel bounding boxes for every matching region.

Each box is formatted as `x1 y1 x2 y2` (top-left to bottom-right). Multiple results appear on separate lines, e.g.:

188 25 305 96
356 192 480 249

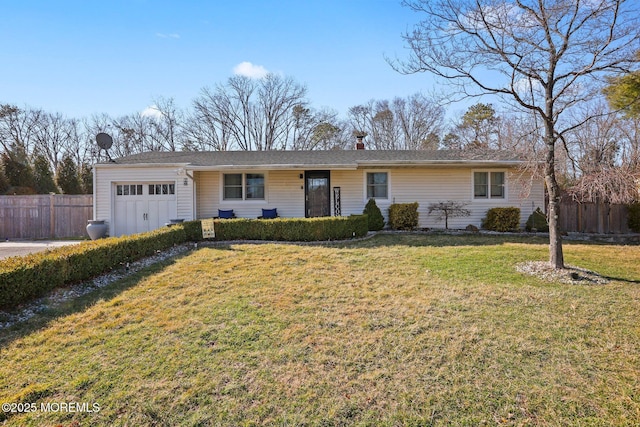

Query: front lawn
1 234 639 426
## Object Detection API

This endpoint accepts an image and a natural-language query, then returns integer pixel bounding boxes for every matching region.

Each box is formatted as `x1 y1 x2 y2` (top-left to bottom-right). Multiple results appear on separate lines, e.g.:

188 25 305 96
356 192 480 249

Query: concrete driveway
0 240 84 260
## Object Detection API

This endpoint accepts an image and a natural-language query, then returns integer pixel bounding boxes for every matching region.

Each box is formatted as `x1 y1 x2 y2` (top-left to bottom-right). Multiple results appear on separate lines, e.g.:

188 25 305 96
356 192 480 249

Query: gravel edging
0 243 192 330
516 261 610 285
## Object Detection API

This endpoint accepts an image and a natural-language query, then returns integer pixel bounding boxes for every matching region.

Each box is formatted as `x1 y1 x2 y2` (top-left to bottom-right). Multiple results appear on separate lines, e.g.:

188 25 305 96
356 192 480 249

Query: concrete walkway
0 240 84 260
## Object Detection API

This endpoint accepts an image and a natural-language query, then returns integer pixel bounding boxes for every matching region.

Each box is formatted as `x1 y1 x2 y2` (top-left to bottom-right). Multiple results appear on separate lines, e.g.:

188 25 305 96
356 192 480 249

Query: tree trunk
546 177 565 268
544 119 565 269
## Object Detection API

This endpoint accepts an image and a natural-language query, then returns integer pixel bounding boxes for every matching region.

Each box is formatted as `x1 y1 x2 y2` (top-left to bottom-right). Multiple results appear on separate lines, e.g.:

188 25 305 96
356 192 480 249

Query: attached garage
113 182 177 236
93 161 194 238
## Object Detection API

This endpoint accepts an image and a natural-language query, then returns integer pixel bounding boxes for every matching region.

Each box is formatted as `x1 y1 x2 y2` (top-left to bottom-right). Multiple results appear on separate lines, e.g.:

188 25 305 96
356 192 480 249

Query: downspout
92 165 97 221
180 169 196 220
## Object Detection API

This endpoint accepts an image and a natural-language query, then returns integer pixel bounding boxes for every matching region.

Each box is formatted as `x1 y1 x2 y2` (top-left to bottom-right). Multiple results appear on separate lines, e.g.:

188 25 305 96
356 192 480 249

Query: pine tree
33 153 59 194
0 165 9 194
80 163 93 194
1 145 35 191
56 155 83 194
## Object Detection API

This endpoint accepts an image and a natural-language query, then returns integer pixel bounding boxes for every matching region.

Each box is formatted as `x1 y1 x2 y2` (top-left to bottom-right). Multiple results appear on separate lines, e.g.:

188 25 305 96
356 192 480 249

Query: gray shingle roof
104 149 524 169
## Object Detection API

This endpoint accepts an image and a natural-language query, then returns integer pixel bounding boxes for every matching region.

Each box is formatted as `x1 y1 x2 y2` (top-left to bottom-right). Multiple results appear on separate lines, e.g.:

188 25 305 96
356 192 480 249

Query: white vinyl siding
194 167 543 229
197 170 303 219
96 164 544 235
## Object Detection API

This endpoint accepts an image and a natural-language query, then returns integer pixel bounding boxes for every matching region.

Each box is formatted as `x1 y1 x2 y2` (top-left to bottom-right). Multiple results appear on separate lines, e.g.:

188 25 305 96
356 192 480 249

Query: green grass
0 234 639 426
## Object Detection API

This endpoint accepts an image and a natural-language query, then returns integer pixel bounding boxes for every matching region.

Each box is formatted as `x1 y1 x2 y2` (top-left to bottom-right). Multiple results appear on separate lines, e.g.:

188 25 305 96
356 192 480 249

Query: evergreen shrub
525 207 549 232
482 207 521 232
363 199 385 231
388 202 419 230
627 203 640 233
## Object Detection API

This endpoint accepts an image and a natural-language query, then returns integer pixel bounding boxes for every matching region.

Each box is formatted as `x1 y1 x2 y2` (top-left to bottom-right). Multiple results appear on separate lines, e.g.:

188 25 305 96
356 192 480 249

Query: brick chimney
356 134 365 150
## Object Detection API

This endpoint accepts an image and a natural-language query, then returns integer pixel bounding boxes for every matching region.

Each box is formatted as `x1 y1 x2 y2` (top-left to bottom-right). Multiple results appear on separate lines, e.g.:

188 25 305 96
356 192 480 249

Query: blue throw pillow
218 209 234 219
261 208 277 219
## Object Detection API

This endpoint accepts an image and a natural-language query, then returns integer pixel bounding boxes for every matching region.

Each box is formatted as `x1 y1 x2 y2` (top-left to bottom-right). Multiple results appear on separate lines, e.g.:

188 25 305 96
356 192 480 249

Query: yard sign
201 218 215 239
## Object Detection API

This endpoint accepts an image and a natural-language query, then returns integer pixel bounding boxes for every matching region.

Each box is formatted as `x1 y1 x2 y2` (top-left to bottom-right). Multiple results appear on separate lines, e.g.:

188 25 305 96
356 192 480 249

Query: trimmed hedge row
0 226 187 309
189 214 369 242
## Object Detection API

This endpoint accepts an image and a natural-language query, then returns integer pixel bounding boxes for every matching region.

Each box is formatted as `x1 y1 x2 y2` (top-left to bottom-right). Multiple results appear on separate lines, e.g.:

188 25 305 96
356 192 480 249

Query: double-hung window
366 172 388 199
223 173 265 200
474 171 505 199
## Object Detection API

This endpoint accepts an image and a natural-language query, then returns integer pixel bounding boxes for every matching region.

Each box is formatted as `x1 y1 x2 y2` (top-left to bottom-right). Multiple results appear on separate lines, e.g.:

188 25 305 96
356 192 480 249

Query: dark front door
305 171 330 217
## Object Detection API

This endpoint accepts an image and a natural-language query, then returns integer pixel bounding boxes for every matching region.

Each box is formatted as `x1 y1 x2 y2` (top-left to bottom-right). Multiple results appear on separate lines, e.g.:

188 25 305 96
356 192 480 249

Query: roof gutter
356 159 525 167
93 162 191 169
187 163 360 171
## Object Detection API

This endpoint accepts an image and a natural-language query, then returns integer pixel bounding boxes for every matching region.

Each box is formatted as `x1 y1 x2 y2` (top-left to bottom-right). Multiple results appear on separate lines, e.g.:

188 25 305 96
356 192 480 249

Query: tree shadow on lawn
0 251 191 350
341 230 640 248
336 232 640 283
338 232 551 248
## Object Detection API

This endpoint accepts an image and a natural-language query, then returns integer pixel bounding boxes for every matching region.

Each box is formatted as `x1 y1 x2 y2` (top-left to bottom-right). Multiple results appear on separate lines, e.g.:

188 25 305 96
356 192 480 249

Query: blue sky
0 0 454 120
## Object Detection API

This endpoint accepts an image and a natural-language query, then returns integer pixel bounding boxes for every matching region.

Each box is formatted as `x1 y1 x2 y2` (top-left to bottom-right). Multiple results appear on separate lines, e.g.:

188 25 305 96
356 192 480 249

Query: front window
474 171 505 199
224 174 243 200
224 173 265 200
490 172 505 198
366 172 388 199
246 174 265 199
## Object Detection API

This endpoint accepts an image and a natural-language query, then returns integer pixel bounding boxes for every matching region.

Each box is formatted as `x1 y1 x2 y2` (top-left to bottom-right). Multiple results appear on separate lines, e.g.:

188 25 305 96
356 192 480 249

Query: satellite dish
96 132 113 150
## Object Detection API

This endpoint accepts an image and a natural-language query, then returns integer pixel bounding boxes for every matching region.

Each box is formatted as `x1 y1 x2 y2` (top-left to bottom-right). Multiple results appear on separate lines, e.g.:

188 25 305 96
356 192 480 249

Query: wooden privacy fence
559 200 631 234
0 195 93 239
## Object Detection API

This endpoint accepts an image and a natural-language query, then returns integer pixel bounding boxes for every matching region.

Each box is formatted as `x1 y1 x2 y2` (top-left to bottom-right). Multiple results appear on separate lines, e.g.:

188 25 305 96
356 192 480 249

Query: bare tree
565 100 640 204
182 110 229 151
256 74 307 150
428 201 471 229
567 102 620 177
348 93 444 149
0 104 43 156
32 112 82 172
110 114 148 156
192 77 256 150
84 114 115 162
393 0 640 268
393 94 444 149
191 74 308 150
147 97 183 151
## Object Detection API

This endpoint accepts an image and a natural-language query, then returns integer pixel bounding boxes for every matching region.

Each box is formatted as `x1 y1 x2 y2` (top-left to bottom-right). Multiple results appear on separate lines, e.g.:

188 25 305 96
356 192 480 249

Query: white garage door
113 183 177 236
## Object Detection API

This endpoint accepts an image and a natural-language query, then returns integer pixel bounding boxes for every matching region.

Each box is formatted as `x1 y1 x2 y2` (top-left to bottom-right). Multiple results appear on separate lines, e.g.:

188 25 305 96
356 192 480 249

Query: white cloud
141 105 163 119
233 61 269 79
156 33 180 39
